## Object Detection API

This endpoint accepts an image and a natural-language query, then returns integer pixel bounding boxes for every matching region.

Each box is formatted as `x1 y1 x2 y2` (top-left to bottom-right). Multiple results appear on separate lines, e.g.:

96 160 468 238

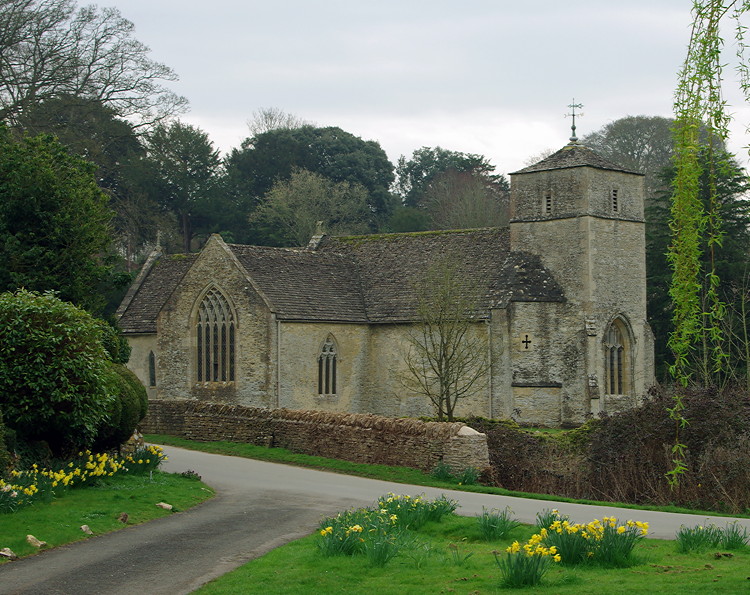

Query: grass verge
194 514 750 594
0 471 214 561
147 434 748 518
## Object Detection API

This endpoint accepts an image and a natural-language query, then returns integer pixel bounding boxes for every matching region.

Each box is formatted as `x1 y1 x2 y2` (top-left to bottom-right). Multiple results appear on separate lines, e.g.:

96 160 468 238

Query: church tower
509 141 654 419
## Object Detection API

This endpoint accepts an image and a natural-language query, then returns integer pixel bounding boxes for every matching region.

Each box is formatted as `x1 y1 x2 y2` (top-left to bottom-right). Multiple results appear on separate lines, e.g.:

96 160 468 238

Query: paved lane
1 445 749 594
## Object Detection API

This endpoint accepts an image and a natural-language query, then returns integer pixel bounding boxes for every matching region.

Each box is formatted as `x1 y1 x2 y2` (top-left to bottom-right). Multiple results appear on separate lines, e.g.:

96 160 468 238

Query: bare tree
423 169 508 229
522 148 554 166
401 259 489 421
0 0 187 128
722 267 750 392
246 107 312 137
252 168 371 246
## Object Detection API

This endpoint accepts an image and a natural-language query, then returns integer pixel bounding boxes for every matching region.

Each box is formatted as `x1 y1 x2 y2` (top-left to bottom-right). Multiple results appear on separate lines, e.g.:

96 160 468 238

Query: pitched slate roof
511 143 643 175
117 229 565 331
117 253 198 333
228 244 368 322
316 228 564 322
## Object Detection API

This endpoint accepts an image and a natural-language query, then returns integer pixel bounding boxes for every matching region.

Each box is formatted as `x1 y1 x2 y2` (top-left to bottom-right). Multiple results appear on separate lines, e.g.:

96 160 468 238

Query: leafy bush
0 407 11 475
118 364 148 421
0 290 112 456
97 317 131 364
94 363 147 451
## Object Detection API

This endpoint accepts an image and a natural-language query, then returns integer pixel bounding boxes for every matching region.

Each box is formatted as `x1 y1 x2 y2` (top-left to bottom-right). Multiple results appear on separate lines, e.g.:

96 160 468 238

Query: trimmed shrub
97 317 131 364
0 407 11 474
0 289 112 456
93 363 148 451
115 363 148 420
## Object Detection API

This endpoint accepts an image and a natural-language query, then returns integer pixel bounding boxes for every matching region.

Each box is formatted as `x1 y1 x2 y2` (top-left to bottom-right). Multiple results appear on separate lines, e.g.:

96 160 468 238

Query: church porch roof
117 253 198 333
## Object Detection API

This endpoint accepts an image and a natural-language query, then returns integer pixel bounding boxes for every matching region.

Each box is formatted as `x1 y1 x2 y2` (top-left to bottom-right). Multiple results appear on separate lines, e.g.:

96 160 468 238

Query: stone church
117 141 654 426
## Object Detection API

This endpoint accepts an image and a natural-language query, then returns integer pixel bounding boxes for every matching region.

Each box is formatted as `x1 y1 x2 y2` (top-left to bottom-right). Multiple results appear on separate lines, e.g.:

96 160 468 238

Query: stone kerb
141 399 489 472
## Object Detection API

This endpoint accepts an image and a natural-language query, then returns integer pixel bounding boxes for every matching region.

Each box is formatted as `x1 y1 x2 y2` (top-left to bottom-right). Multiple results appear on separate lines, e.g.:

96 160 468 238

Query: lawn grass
195 514 750 594
0 471 214 561
147 434 749 518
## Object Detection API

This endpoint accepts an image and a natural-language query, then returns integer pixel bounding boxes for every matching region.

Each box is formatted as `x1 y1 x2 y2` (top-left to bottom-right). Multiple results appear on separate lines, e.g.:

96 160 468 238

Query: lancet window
604 319 630 395
148 351 156 387
318 336 337 396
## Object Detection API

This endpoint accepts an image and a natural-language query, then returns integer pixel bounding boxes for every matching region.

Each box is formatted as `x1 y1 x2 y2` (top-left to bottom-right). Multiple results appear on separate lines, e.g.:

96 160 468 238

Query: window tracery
604 319 631 395
318 336 337 395
196 287 235 382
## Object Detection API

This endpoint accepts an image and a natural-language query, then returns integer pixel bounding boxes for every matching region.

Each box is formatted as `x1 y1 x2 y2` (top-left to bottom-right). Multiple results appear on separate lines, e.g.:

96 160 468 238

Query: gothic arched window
318 336 337 396
604 319 630 395
196 287 235 382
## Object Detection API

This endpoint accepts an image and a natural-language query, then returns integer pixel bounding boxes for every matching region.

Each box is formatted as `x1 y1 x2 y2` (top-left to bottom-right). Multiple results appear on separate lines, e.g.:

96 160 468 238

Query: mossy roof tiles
511 143 643 175
317 228 564 322
228 244 368 322
117 253 198 333
117 228 565 331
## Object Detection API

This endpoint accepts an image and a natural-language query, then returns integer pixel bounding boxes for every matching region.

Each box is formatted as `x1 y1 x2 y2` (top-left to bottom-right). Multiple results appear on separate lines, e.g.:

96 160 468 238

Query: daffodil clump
493 533 561 588
541 515 649 567
477 506 522 541
676 522 749 552
376 492 458 530
317 508 376 557
122 444 168 475
317 493 458 566
0 445 168 513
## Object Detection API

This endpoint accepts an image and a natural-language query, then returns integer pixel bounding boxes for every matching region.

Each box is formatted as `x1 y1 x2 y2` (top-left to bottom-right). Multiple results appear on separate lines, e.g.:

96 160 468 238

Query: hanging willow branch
667 0 747 487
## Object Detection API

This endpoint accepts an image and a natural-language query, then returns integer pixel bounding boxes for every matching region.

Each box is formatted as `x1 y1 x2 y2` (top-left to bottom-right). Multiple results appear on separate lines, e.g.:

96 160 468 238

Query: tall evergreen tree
0 126 115 312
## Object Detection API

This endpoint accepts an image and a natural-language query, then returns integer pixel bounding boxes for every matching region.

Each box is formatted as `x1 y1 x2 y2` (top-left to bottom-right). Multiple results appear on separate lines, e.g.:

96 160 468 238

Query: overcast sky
110 0 750 175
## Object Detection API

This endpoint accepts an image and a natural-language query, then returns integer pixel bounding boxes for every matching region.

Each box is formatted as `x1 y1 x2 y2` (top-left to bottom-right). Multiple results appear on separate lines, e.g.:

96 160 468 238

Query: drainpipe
275 315 281 408
487 317 494 419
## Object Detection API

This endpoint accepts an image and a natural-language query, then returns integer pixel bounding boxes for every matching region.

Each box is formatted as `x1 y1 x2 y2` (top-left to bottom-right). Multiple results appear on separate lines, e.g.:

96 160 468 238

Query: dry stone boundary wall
141 399 489 473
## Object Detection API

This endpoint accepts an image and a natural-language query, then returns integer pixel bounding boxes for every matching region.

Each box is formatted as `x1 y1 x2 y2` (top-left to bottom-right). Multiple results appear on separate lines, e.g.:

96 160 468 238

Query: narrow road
2 445 749 594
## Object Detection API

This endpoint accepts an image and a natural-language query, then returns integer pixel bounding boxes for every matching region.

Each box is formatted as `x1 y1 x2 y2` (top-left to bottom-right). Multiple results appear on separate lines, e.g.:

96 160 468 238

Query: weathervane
565 100 584 142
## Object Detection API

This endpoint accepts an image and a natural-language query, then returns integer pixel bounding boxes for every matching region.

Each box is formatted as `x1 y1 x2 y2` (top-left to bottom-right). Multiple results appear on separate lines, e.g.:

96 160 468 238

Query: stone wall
141 399 489 473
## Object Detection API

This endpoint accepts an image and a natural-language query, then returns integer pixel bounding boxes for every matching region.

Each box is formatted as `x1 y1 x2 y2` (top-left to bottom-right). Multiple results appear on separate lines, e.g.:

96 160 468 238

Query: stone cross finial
565 100 584 142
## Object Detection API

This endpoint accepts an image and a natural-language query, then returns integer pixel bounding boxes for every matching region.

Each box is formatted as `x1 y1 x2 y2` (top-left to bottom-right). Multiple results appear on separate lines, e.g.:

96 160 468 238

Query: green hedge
93 363 148 451
0 289 111 456
0 407 11 474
